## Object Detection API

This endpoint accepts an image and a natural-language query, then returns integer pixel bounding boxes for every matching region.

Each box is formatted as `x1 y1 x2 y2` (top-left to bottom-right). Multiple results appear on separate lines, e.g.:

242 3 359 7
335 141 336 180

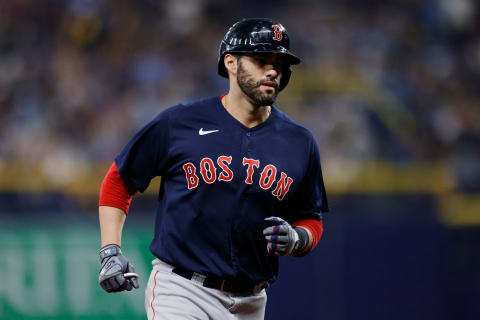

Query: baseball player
98 18 328 320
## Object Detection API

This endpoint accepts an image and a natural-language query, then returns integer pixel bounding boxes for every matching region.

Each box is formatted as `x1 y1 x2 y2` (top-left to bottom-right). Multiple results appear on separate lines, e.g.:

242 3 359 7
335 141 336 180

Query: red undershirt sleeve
99 162 137 215
293 219 324 252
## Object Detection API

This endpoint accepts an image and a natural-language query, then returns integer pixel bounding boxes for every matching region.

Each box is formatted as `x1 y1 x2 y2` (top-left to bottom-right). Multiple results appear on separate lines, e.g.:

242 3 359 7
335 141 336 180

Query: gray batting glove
263 216 301 256
98 244 139 293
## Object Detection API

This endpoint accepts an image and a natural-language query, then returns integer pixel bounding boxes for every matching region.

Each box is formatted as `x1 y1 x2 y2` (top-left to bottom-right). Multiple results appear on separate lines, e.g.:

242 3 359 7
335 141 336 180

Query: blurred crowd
0 0 479 191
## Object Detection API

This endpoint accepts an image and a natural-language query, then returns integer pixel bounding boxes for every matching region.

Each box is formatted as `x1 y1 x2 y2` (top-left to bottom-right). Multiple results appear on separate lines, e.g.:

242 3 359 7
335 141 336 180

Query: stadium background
1 0 479 319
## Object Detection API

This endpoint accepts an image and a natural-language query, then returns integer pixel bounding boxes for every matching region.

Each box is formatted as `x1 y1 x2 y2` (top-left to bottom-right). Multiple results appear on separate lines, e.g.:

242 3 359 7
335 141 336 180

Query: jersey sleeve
114 108 174 193
290 135 329 222
99 162 137 214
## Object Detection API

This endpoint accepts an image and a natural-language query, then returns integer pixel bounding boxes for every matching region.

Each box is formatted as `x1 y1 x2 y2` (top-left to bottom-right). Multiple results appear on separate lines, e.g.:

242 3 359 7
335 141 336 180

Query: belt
172 268 268 295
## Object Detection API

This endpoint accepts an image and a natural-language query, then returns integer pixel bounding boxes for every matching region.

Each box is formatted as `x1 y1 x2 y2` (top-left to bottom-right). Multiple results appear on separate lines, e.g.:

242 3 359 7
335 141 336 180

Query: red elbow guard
99 162 137 214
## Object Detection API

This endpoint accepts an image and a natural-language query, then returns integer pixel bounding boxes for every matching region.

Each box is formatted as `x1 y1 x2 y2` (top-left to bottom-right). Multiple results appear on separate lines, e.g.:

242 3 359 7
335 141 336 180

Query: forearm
99 206 126 247
98 162 137 247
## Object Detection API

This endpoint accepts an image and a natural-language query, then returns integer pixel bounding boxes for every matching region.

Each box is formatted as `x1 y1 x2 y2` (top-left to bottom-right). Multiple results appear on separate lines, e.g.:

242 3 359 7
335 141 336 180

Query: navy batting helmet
218 18 301 91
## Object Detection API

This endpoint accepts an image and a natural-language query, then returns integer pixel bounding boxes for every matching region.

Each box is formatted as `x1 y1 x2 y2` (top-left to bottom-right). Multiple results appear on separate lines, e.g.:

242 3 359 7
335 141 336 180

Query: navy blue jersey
115 96 328 283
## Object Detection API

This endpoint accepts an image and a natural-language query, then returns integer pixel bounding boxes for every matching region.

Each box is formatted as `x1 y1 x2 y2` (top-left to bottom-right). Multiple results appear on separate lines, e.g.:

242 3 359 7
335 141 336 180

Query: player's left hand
263 216 300 256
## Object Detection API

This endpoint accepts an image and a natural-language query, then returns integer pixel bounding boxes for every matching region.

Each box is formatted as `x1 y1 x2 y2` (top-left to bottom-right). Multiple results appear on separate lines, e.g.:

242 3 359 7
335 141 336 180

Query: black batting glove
98 244 139 293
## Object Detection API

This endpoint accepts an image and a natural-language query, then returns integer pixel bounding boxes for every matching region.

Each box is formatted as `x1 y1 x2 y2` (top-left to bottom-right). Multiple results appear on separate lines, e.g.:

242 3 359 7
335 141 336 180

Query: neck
222 92 271 128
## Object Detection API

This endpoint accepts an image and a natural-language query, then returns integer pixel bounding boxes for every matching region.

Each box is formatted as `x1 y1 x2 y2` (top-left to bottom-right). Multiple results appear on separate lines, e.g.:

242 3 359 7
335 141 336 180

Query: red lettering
272 172 293 201
200 158 217 184
259 164 277 190
242 157 260 184
184 156 293 202
272 25 282 41
183 162 199 189
217 155 233 182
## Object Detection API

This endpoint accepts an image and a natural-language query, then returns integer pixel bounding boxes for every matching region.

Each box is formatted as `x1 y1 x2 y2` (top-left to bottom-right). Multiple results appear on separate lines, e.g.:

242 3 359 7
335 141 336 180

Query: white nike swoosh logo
199 128 219 136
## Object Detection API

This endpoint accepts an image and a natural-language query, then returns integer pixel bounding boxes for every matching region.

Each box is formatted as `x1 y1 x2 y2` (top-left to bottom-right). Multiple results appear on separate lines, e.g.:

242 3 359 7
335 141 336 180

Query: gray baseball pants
145 259 267 320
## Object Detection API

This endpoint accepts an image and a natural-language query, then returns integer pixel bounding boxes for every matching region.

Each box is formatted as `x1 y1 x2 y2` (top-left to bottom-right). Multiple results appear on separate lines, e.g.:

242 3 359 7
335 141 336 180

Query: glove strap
293 227 309 255
99 244 122 263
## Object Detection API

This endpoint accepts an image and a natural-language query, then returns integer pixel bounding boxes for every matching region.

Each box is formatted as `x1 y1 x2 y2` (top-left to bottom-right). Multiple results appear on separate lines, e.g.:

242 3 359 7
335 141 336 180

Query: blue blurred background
0 0 479 319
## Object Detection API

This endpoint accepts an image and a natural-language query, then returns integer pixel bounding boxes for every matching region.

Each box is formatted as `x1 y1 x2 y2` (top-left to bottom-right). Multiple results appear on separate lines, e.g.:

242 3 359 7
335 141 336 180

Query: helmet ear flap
218 41 228 78
279 66 292 91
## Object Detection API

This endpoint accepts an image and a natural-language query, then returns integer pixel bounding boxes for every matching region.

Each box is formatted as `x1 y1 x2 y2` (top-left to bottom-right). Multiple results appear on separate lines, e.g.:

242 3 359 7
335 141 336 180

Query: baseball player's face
236 54 284 106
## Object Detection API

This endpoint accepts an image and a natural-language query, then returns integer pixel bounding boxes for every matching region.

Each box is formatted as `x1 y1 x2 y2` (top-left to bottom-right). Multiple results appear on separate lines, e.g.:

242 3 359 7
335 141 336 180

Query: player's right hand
98 244 139 293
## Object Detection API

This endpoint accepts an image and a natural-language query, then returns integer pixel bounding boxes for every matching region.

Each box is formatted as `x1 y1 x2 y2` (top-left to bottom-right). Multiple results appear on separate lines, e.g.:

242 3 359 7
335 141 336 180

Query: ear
224 54 238 77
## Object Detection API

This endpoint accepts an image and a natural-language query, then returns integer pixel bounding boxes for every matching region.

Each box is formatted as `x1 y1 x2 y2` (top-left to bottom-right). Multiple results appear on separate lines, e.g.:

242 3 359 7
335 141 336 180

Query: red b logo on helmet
272 25 282 41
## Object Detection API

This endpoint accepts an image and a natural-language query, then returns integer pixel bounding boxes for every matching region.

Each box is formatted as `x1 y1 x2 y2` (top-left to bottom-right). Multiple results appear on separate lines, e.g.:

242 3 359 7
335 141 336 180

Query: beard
237 60 279 106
